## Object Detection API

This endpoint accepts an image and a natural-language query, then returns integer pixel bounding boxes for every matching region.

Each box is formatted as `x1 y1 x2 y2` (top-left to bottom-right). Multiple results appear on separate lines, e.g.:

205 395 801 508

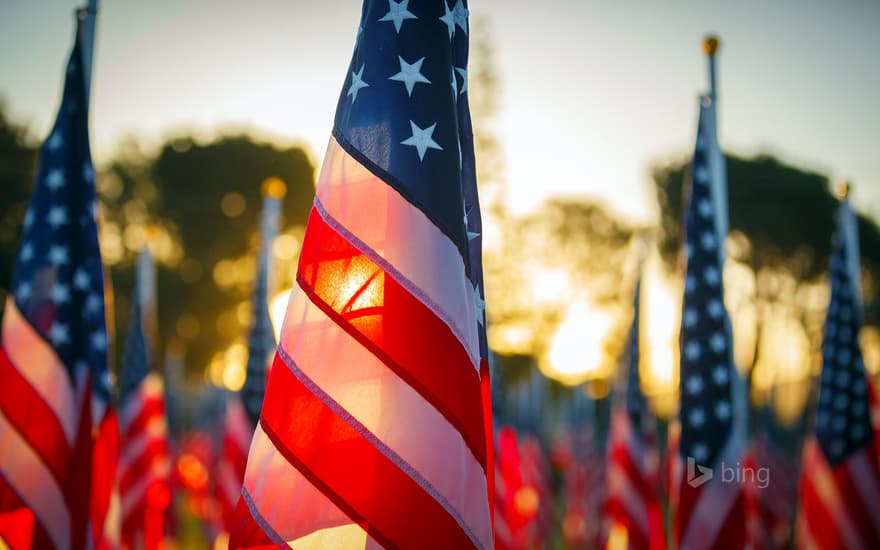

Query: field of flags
1 1 879 549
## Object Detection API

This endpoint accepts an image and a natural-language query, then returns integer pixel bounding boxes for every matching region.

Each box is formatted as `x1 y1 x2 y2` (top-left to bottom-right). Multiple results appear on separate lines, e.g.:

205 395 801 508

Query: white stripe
117 416 167 475
802 441 866 550
1 298 77 443
680 426 745 550
279 286 492 547
315 137 480 370
243 425 363 547
847 450 880 538
120 458 170 519
0 408 71 550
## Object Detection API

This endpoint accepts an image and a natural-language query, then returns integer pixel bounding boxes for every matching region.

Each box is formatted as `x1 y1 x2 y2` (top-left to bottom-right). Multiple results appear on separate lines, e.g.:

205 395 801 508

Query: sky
1 0 879 225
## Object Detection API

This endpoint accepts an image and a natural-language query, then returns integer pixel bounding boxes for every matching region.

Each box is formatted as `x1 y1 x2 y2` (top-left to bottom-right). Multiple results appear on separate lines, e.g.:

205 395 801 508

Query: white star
851 424 866 441
704 266 720 286
389 56 431 96
697 199 713 218
685 274 697 294
707 299 724 319
84 293 102 316
455 67 468 94
48 206 68 228
15 282 32 302
691 443 708 462
378 0 417 33
715 400 731 420
835 370 850 388
50 283 71 305
685 375 703 395
347 63 369 103
839 306 852 322
837 348 851 366
474 284 486 327
401 121 443 161
82 162 94 181
684 341 701 361
23 209 34 228
852 401 867 416
700 231 716 251
854 379 867 396
91 331 107 351
463 204 480 241
47 169 65 190
833 394 848 411
694 166 709 184
838 326 852 343
73 268 90 291
49 322 70 346
831 415 846 433
712 365 728 385
696 134 706 152
47 131 63 151
453 0 469 33
689 407 706 428
19 242 33 262
709 332 726 353
48 245 69 266
450 68 458 101
439 1 456 39
683 308 698 328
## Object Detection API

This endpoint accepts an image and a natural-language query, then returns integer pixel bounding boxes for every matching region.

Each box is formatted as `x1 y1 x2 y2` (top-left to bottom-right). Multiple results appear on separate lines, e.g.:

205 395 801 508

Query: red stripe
90 410 119 550
229 495 280 549
834 456 880 547
121 395 165 443
0 347 72 487
119 438 169 494
259 352 479 549
799 474 845 549
297 208 486 469
0 473 54 550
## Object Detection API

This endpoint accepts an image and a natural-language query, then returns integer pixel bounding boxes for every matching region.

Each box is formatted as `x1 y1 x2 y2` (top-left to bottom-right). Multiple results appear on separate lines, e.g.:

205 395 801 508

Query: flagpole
703 35 719 105
77 0 99 106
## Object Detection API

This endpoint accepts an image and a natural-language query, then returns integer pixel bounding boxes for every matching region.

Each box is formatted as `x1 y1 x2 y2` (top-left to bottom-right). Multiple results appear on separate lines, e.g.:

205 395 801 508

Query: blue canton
10 39 109 401
815 203 873 465
334 0 474 265
679 100 735 468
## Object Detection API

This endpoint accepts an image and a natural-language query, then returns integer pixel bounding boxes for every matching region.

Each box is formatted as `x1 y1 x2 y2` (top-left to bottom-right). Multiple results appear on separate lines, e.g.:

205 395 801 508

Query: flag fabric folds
118 249 171 550
0 32 109 550
797 196 880 549
673 97 746 550
605 278 664 550
229 0 492 548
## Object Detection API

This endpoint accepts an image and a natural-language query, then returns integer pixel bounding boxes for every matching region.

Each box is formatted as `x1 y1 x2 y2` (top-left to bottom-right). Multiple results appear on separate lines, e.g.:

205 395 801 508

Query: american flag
605 278 664 550
0 33 110 550
117 249 171 550
797 195 880 548
561 426 605 549
229 1 493 548
217 398 251 533
673 96 747 549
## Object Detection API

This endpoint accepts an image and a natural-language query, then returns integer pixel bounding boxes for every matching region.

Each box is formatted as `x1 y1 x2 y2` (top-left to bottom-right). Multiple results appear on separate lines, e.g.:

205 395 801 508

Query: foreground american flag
229 0 493 547
605 278 664 550
117 249 171 550
797 194 880 549
0 32 110 550
673 96 747 550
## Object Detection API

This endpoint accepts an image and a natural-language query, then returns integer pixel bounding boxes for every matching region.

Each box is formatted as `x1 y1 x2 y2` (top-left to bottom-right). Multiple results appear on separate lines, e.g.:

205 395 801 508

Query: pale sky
1 0 878 225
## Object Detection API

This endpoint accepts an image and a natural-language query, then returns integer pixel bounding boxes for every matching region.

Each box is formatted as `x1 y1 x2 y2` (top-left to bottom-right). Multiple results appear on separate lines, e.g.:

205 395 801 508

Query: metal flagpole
77 0 99 106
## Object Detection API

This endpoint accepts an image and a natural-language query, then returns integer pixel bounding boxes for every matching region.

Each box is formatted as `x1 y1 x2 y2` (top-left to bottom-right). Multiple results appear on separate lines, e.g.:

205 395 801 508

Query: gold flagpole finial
261 177 287 199
703 35 720 57
835 181 851 199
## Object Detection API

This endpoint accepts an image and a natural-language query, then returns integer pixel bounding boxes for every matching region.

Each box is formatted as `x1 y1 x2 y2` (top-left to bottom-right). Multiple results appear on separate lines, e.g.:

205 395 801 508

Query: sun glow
541 299 616 386
270 289 292 342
